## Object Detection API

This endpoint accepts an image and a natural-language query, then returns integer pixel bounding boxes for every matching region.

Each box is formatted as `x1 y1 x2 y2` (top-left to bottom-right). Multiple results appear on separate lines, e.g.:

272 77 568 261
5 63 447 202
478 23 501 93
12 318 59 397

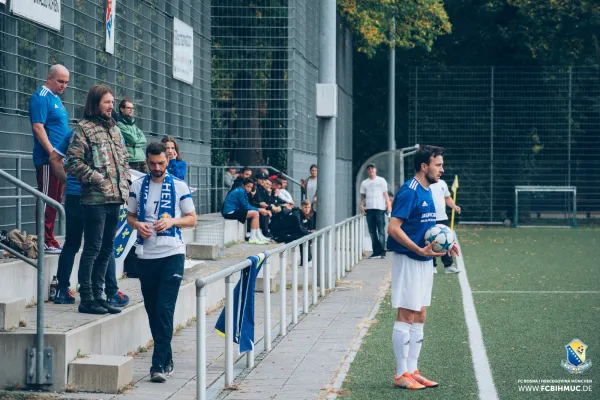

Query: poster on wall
172 18 194 84
105 0 116 54
10 0 61 31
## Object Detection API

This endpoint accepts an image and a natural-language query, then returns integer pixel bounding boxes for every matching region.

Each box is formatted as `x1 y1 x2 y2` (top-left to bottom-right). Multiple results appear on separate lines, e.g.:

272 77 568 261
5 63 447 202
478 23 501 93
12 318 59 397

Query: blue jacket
223 186 258 214
168 159 187 180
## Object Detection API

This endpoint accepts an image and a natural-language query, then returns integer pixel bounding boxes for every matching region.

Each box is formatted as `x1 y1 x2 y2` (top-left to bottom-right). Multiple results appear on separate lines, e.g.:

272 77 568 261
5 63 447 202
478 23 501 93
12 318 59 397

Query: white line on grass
325 272 391 400
472 290 600 294
456 240 499 400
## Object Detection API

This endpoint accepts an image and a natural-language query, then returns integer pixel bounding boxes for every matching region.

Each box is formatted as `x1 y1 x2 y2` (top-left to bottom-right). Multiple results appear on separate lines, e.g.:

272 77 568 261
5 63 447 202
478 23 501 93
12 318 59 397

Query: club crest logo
562 339 592 374
161 212 172 219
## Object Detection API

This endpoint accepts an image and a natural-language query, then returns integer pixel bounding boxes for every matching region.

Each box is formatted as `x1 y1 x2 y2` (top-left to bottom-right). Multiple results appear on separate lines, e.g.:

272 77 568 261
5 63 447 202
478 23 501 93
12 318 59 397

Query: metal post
400 152 405 187
36 197 45 385
573 187 577 227
16 158 22 231
388 19 396 192
224 275 234 386
319 235 325 297
263 258 272 351
279 251 287 337
354 219 359 265
514 190 519 227
246 349 254 369
302 242 309 313
197 167 201 212
345 223 350 272
327 230 334 289
568 67 572 186
490 66 494 222
335 227 341 280
360 217 364 260
291 247 299 324
316 0 336 232
312 237 318 304
196 287 207 400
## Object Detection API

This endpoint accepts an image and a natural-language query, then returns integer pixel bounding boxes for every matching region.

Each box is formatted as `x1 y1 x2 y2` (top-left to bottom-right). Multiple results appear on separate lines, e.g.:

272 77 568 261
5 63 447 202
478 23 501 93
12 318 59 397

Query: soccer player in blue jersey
29 64 70 253
387 145 460 390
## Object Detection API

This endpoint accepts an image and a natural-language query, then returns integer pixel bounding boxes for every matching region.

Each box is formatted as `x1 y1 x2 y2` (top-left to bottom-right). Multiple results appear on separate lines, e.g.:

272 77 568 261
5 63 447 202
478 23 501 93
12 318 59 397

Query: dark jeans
78 204 120 301
57 196 119 296
138 254 185 369
433 219 454 268
366 209 386 256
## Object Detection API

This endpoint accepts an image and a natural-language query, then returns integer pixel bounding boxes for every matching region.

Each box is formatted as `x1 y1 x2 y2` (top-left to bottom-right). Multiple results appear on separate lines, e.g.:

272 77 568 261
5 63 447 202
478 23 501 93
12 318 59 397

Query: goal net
514 186 577 227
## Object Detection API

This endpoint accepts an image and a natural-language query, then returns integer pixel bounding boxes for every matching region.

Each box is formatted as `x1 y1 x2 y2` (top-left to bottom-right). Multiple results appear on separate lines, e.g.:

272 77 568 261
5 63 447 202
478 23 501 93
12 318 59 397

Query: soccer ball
424 224 456 253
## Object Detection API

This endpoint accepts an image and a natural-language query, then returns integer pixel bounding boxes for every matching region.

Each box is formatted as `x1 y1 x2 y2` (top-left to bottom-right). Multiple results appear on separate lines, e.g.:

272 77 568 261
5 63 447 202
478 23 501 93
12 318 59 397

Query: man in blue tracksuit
222 178 271 245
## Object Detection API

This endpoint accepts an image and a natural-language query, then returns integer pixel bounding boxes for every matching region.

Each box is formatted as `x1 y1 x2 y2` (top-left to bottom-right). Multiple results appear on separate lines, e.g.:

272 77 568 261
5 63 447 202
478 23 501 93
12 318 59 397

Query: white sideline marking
456 240 499 400
326 273 391 400
472 290 600 294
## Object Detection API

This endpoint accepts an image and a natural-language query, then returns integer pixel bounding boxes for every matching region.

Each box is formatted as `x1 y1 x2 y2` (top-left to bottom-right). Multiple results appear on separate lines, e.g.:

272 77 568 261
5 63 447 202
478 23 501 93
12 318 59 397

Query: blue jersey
53 131 80 196
387 177 437 261
30 86 70 166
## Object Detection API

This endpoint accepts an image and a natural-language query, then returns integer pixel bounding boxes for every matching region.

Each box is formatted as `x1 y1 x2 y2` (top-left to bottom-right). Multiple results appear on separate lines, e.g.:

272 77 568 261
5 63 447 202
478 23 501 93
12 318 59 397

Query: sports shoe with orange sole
411 369 439 387
393 372 426 390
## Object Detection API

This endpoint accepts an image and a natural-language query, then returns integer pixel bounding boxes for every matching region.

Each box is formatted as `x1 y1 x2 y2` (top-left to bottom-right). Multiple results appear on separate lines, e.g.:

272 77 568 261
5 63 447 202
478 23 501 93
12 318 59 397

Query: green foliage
337 0 452 57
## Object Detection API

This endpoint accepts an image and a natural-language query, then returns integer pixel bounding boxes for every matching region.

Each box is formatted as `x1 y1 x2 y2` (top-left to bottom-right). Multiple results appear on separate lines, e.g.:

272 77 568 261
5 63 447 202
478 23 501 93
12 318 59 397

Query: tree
337 0 452 57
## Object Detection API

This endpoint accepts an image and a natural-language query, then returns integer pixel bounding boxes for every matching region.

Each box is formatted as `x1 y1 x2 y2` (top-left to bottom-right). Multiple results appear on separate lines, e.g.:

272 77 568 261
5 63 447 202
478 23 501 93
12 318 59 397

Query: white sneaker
249 238 268 245
45 245 62 254
433 268 438 274
257 231 272 242
445 266 460 274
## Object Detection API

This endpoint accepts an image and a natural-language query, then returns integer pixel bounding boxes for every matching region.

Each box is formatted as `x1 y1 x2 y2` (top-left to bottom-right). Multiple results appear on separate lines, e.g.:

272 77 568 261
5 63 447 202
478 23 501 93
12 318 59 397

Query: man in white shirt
430 179 461 273
360 164 391 259
127 142 197 383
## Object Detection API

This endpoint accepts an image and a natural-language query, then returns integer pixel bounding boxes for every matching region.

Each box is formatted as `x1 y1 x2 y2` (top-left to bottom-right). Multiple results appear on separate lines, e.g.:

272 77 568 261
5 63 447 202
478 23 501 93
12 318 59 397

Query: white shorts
391 253 434 311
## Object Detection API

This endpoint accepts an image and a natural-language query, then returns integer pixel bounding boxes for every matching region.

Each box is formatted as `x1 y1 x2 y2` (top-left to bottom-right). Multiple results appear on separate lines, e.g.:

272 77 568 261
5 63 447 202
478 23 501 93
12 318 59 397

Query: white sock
407 323 424 373
392 321 411 376
250 229 258 239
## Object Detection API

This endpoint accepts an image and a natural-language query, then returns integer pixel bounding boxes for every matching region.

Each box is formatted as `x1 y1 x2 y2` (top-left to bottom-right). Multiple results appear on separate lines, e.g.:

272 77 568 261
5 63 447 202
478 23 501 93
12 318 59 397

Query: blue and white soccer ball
424 224 456 253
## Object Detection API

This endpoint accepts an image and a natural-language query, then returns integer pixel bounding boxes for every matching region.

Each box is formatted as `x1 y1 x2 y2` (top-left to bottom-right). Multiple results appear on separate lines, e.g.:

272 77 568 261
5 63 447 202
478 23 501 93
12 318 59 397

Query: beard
425 171 438 184
151 169 165 178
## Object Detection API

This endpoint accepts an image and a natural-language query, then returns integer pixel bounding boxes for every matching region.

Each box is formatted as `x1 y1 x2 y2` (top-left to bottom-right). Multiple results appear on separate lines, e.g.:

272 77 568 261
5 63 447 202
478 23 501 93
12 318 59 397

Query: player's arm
32 123 55 156
445 195 461 214
383 191 391 214
360 194 366 214
388 217 445 257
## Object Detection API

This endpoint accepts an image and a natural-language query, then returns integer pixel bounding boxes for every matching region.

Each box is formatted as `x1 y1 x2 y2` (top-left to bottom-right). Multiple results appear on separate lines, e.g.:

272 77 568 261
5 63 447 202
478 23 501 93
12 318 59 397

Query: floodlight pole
388 19 396 192
316 0 336 230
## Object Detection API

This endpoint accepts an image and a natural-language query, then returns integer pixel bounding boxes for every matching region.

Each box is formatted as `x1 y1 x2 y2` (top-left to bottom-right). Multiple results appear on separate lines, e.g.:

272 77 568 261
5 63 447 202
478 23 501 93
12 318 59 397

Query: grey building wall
0 0 211 232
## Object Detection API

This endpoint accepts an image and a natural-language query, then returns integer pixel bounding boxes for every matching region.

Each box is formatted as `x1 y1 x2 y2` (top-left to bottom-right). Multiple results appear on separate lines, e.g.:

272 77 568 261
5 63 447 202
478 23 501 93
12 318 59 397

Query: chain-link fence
0 0 211 232
211 1 354 221
409 66 600 225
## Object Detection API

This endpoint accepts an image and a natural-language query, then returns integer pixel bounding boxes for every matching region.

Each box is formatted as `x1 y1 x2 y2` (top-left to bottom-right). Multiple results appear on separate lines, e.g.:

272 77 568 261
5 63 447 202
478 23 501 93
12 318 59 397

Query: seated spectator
272 178 294 207
222 178 271 245
251 173 282 240
300 200 317 232
230 167 252 192
161 135 187 180
224 165 238 193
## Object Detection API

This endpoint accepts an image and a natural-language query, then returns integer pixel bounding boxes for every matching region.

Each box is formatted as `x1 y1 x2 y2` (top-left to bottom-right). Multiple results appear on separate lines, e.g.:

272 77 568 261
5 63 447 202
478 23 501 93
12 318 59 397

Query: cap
366 163 376 169
255 172 268 180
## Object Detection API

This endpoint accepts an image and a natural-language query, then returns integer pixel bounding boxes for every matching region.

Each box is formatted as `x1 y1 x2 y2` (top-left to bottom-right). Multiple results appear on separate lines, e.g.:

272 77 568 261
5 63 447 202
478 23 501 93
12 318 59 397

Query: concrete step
68 355 133 393
0 297 26 332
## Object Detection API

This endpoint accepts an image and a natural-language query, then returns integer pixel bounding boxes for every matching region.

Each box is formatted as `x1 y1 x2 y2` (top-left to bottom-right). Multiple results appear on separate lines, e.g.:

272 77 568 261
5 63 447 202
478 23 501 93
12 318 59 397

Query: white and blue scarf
135 172 180 255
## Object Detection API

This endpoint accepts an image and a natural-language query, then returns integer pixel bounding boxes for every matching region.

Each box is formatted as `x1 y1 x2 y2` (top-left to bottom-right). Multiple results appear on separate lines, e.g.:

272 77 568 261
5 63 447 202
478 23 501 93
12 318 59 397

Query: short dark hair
242 178 254 186
310 164 317 170
146 142 167 158
241 167 252 174
119 98 133 110
272 179 282 186
413 145 444 172
84 85 113 118
161 135 182 161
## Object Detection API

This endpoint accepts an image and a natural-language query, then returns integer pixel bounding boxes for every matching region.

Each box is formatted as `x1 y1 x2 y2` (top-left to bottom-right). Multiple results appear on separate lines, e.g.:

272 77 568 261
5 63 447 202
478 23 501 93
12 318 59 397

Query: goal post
514 186 577 227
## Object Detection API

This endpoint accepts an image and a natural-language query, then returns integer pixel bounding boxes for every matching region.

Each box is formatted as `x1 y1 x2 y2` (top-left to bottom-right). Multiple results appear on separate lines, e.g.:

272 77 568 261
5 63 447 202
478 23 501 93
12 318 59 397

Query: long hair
84 85 113 118
161 135 182 161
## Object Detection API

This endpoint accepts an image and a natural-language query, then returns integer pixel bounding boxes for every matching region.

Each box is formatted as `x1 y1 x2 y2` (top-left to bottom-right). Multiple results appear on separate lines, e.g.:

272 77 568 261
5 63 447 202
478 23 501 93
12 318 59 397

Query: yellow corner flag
450 175 459 230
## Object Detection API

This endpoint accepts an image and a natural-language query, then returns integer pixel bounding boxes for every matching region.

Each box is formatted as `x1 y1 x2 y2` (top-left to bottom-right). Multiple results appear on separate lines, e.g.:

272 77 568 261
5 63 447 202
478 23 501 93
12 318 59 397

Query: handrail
0 167 66 386
195 214 365 400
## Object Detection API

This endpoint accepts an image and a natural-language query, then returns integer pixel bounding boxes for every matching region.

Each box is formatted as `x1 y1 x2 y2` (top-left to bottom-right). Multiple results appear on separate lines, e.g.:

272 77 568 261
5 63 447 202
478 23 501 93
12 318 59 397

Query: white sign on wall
11 0 62 31
172 18 194 84
105 0 116 54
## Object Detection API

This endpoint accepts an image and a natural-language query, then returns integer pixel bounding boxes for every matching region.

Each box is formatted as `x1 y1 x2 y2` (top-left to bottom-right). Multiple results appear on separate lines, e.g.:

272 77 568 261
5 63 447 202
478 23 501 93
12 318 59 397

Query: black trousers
138 254 184 369
366 209 386 256
78 204 120 301
433 219 454 268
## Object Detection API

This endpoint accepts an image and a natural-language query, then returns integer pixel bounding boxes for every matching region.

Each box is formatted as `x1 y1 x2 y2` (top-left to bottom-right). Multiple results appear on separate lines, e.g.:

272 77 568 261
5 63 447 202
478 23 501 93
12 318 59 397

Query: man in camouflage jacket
65 85 131 315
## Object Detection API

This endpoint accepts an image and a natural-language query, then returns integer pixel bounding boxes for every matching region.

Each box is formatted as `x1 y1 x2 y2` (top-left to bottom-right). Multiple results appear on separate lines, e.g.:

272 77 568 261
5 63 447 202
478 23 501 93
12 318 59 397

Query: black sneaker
381 254 387 259
95 299 121 314
150 366 166 383
54 287 76 304
368 254 381 259
165 359 174 376
78 300 108 314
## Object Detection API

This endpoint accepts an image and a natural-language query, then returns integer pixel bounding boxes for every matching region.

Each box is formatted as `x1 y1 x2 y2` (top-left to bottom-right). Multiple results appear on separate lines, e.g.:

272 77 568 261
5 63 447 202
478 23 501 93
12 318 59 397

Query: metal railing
195 214 365 400
0 168 66 386
186 164 306 215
